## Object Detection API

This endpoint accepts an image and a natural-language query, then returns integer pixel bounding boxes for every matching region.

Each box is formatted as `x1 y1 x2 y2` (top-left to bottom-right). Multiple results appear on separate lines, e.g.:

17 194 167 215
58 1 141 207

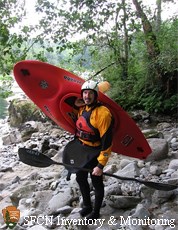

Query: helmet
81 80 99 93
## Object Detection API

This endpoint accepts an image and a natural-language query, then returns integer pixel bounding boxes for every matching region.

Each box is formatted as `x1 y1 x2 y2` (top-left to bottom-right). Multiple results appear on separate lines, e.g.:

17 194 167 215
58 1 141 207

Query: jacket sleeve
96 107 113 168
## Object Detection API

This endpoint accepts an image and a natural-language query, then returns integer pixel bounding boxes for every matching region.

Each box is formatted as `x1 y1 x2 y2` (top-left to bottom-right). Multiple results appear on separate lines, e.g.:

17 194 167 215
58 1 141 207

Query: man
74 80 113 220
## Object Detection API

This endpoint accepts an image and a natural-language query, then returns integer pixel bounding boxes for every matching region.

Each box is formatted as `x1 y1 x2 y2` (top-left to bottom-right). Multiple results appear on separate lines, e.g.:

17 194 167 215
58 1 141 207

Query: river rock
151 190 175 204
171 170 178 179
171 142 178 151
46 187 74 214
10 184 37 206
168 159 178 170
146 138 169 161
149 165 162 175
107 195 141 209
119 159 133 169
105 182 122 196
115 162 140 177
143 129 164 138
28 226 48 230
2 130 22 145
134 204 150 219
130 110 150 122
157 122 173 131
8 99 46 127
55 205 73 215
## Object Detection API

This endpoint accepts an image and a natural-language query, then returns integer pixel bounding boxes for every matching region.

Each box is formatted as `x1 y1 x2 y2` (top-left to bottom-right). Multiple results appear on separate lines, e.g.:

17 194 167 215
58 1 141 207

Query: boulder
107 195 141 209
146 138 169 161
8 99 47 127
46 188 73 214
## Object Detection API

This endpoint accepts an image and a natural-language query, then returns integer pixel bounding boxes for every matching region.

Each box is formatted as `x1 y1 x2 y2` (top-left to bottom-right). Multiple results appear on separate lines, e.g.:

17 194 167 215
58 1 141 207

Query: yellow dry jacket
76 104 113 167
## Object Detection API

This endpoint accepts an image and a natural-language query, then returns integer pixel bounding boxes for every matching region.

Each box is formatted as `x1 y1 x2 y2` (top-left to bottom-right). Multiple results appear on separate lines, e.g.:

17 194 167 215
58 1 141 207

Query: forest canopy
0 0 177 114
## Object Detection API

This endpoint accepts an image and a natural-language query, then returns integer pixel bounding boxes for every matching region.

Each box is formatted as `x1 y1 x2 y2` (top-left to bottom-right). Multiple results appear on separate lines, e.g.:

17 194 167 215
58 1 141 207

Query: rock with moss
142 129 164 138
8 99 47 127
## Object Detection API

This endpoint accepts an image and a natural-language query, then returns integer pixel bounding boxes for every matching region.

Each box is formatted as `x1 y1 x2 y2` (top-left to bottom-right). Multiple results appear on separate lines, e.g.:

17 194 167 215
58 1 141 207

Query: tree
132 0 177 95
0 0 25 74
35 0 141 80
132 0 161 81
0 0 43 97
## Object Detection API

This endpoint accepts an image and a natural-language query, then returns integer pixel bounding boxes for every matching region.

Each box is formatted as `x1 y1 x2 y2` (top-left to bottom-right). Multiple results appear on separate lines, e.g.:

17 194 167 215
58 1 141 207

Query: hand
74 98 85 107
92 166 103 176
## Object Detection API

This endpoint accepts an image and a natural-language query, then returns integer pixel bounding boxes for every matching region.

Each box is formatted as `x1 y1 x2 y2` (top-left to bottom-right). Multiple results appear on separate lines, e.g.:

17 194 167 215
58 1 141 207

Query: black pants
76 158 104 214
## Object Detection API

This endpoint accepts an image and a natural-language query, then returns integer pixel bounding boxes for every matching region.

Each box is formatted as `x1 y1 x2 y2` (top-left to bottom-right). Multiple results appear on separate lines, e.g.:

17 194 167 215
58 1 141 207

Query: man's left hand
92 167 103 176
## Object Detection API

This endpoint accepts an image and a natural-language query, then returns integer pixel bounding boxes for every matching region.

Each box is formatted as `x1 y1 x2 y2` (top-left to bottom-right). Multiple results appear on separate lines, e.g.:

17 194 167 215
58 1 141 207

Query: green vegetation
0 0 177 115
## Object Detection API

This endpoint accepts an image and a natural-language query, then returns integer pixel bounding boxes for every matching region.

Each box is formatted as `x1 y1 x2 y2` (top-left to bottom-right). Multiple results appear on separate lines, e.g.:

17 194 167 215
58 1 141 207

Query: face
82 90 95 105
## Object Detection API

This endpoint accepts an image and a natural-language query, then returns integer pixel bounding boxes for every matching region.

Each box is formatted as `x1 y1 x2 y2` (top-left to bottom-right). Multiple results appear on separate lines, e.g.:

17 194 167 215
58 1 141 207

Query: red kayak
13 60 152 159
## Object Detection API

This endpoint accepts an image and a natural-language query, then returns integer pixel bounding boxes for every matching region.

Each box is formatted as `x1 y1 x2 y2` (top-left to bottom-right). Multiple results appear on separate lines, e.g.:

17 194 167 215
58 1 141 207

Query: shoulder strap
81 103 101 141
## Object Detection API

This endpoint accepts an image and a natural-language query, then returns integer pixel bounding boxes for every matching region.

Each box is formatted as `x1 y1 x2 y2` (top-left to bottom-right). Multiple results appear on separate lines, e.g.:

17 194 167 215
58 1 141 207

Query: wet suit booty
86 211 100 220
79 206 93 217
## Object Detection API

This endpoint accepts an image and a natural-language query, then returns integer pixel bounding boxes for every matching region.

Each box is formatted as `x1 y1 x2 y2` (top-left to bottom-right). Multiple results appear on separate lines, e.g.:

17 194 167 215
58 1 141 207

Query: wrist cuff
97 163 104 169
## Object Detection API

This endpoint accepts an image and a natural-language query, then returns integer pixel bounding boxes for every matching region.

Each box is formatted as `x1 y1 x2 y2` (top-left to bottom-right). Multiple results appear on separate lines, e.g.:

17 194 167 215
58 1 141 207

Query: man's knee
76 171 88 184
91 176 104 189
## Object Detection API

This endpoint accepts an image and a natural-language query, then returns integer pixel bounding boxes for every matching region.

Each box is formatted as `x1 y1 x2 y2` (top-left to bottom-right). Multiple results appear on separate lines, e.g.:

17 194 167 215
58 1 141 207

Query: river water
0 81 24 148
0 98 8 119
0 80 25 120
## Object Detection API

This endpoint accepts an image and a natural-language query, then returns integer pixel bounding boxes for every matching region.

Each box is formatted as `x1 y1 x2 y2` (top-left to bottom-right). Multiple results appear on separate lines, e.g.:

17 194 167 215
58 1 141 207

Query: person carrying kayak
73 80 114 220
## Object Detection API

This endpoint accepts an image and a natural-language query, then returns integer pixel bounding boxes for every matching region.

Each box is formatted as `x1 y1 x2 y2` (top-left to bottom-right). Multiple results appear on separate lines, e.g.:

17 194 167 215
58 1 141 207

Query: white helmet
81 80 99 93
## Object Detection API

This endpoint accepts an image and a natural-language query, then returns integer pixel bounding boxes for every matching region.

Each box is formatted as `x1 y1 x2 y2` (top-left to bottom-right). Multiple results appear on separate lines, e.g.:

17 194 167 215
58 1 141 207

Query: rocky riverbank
0 112 178 230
